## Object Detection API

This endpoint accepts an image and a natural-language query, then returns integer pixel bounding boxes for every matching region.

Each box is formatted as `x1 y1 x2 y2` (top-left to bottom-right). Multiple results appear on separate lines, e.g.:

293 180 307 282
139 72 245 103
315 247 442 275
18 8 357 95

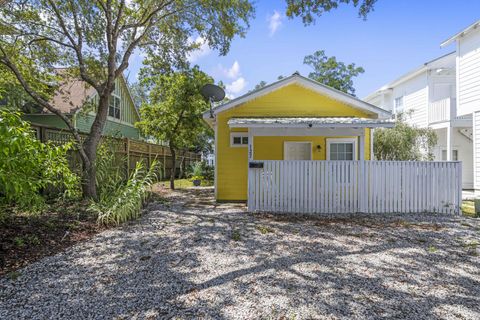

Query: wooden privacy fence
248 160 462 215
33 125 202 179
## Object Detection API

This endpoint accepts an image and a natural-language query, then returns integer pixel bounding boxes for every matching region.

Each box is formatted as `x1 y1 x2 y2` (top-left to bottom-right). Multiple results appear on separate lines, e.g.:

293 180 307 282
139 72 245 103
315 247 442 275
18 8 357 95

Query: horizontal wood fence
248 160 462 215
33 124 202 179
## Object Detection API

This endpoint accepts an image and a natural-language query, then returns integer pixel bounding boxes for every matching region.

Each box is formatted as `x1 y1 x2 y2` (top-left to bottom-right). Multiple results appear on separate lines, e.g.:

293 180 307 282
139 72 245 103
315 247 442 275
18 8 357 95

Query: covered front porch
228 117 462 215
228 117 395 162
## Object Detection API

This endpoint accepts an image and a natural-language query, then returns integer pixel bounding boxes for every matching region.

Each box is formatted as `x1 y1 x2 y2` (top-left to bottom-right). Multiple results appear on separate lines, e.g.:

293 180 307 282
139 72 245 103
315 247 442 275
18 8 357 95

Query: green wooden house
23 73 142 140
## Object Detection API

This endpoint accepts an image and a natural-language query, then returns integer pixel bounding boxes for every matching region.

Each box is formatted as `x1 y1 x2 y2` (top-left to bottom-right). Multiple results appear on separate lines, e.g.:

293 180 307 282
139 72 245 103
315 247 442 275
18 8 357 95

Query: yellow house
203 73 393 203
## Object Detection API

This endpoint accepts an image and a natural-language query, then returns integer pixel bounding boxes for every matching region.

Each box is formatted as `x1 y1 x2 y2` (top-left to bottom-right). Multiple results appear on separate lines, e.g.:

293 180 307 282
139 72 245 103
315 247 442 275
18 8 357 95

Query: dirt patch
0 201 105 276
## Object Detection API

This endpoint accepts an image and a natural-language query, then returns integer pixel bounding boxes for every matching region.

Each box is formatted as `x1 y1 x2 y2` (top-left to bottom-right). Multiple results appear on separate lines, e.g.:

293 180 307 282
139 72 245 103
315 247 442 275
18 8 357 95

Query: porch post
446 126 453 161
247 129 253 210
370 128 375 160
358 134 365 161
248 129 253 161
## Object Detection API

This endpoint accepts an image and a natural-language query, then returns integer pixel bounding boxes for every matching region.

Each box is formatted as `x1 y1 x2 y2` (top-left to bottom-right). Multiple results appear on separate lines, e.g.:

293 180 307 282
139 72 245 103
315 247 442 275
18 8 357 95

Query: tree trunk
80 93 111 199
179 152 186 179
169 145 176 190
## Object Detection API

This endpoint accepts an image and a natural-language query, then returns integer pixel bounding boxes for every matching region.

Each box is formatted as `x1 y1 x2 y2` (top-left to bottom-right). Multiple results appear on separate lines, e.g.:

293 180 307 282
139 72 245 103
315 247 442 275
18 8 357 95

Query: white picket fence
248 160 462 215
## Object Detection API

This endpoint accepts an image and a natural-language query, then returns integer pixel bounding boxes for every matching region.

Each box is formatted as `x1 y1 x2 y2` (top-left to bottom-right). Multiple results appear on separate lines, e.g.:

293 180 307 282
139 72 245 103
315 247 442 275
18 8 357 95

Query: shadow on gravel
1 187 479 319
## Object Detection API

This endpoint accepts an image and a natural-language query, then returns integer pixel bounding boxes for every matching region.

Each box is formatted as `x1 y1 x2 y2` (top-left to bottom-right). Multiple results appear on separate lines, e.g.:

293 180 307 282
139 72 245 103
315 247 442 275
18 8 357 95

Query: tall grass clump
89 143 160 225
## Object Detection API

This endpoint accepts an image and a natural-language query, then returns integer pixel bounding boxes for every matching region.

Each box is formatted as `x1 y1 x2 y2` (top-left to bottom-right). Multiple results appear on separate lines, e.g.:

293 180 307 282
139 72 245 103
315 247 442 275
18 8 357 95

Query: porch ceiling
228 117 395 128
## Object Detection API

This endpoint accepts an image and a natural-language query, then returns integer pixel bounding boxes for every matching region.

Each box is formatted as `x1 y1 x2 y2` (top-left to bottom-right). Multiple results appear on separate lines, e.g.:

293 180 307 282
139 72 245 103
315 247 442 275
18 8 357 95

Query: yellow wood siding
254 134 371 160
216 84 374 201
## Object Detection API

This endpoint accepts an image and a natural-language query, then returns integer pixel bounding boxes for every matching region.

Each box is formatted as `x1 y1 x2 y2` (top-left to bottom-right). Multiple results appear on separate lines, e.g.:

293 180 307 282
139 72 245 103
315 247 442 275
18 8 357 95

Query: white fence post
456 161 462 215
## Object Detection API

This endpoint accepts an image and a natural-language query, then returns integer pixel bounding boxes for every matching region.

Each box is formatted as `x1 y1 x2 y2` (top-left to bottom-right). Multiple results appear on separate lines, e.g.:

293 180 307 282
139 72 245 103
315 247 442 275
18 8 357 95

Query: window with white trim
327 138 357 160
394 96 404 113
109 94 121 119
230 132 248 147
441 149 458 161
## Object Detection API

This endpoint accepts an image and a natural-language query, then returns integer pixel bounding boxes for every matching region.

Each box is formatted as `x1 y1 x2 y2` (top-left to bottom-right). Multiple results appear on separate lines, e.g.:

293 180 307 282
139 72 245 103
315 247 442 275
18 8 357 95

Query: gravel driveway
1 187 480 319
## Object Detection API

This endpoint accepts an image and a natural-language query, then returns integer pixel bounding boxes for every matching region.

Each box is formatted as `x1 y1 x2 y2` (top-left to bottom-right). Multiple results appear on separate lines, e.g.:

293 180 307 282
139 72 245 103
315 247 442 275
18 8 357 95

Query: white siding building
365 52 474 189
441 20 480 195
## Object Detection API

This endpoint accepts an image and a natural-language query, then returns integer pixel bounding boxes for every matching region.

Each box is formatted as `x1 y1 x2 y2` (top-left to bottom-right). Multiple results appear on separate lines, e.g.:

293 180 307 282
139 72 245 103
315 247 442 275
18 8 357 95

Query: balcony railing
428 98 456 124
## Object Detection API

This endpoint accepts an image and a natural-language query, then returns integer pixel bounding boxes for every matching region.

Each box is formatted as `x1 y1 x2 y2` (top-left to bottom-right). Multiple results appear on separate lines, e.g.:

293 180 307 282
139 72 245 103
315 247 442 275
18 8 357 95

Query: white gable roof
441 20 480 47
364 52 455 102
203 73 391 120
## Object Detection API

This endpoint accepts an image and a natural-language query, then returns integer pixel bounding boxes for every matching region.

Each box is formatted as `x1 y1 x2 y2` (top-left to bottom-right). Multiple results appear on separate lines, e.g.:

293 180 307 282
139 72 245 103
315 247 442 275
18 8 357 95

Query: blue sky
127 0 480 99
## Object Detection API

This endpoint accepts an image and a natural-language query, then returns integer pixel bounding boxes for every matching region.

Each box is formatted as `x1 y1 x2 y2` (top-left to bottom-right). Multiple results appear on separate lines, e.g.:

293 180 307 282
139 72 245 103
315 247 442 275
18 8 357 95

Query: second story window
109 95 121 119
394 96 404 113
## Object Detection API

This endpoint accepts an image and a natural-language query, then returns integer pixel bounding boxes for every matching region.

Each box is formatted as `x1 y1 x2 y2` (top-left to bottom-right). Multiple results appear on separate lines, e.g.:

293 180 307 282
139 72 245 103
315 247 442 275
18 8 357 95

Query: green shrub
187 161 214 181
201 162 214 181
188 162 203 179
0 110 79 213
89 160 159 225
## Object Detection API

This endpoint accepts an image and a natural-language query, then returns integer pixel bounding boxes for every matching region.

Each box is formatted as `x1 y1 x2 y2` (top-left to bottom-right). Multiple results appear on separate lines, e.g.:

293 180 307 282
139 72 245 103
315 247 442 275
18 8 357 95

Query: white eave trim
229 123 394 129
203 74 391 119
441 20 480 47
228 119 394 129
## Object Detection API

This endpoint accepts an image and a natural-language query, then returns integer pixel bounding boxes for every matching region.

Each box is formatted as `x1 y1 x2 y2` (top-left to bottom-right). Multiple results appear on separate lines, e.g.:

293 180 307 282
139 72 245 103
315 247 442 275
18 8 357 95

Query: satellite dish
201 84 225 118
201 84 225 102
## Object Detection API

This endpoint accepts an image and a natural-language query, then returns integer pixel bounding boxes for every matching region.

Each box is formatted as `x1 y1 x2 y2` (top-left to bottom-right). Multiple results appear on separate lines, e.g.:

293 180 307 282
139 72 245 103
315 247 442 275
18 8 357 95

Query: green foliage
374 115 438 161
304 50 365 95
1 0 254 87
137 67 213 151
90 160 159 226
201 163 214 181
1 0 254 198
136 67 214 189
427 245 438 253
0 66 35 110
0 110 79 212
251 80 267 92
286 0 377 24
188 162 204 178
157 178 213 189
94 141 128 199
231 229 241 241
187 161 214 181
13 234 40 248
129 81 149 110
256 225 274 234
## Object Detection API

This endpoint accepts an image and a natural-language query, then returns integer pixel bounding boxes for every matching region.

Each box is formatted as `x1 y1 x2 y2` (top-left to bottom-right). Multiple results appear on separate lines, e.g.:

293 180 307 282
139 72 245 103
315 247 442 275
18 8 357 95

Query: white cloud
187 36 211 63
226 77 247 95
226 61 241 79
218 60 241 79
268 10 283 36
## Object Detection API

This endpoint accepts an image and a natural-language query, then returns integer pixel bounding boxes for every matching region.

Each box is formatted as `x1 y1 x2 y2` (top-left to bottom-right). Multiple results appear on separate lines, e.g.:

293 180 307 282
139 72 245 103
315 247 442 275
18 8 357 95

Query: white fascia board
441 20 480 48
229 122 394 129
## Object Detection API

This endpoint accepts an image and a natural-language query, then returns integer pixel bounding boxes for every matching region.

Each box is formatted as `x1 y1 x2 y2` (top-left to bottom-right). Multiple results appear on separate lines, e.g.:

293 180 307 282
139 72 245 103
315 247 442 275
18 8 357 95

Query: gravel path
1 187 480 319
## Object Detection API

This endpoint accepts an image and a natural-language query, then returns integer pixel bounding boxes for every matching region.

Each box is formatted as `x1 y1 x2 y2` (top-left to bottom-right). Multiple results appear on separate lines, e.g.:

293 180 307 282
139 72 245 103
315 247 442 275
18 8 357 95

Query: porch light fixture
316 145 322 151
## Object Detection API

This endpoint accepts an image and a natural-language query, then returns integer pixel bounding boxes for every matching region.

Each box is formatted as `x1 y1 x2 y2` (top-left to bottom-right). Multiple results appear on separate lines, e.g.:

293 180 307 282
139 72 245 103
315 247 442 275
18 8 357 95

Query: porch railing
428 97 456 124
248 160 462 215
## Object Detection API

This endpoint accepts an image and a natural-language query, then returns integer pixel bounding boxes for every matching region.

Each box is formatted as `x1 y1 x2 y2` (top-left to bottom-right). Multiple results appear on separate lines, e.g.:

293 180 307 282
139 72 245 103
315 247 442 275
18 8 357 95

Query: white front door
284 142 312 160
